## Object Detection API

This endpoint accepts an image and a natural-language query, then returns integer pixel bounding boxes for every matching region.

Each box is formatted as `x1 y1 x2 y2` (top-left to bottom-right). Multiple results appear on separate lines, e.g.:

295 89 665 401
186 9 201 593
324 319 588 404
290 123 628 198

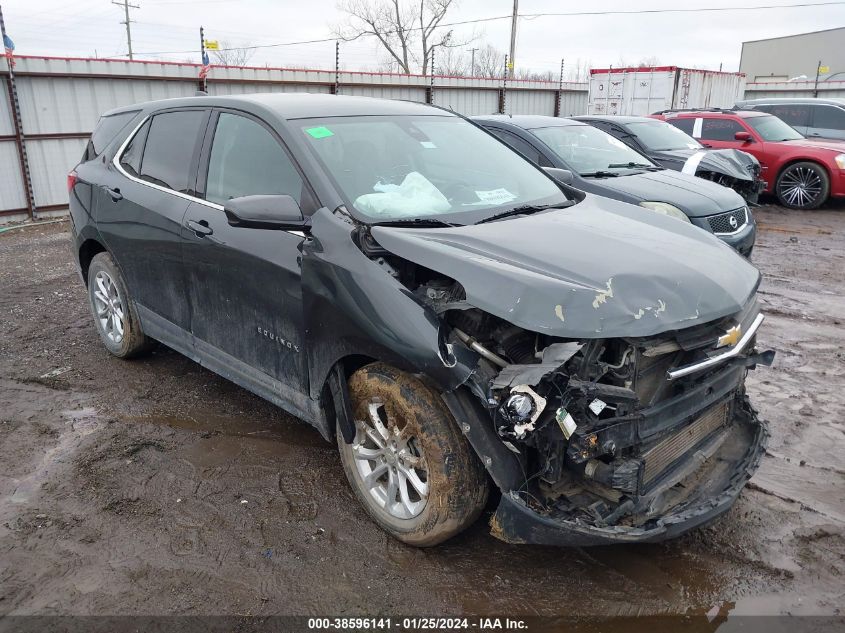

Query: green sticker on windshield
305 126 334 139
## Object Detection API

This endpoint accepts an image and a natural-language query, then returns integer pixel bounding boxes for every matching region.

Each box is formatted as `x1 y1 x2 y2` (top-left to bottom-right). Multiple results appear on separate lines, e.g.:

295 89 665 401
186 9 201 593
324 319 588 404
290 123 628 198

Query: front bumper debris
489 395 768 546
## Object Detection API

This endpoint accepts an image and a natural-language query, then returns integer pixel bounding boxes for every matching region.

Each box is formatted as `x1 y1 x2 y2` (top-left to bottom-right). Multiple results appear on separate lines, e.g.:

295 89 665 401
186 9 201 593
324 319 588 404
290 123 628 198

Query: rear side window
139 111 206 193
83 110 139 161
487 128 544 165
119 119 150 177
813 105 845 129
669 117 696 135
700 118 745 141
205 112 303 205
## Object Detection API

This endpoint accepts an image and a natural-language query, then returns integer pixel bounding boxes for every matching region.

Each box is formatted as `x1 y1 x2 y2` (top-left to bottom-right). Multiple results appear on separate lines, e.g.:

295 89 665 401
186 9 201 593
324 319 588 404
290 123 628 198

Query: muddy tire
87 252 151 358
775 161 829 210
338 363 489 547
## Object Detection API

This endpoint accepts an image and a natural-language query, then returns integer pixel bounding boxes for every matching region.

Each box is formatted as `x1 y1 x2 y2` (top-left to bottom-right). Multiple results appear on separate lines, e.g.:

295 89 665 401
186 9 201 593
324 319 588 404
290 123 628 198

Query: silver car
736 97 845 141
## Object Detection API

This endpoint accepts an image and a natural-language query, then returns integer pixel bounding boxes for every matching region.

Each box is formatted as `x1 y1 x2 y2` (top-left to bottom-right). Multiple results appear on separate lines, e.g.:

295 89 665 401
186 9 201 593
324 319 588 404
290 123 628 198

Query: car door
697 117 752 150
808 104 845 140
97 108 209 336
180 109 313 401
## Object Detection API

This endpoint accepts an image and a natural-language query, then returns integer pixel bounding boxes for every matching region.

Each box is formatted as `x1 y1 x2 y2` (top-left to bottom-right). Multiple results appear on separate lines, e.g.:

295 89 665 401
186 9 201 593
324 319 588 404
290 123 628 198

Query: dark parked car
575 115 765 205
69 94 773 547
736 97 845 141
473 115 755 257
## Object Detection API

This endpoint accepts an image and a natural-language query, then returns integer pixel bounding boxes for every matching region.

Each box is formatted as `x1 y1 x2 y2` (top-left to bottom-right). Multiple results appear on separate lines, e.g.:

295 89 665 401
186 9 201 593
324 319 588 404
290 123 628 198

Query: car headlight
638 201 691 223
835 153 845 169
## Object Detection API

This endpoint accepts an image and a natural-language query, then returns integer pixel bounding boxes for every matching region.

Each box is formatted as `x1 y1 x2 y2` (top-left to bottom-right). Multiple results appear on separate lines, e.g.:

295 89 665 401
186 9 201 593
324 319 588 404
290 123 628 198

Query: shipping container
587 66 747 115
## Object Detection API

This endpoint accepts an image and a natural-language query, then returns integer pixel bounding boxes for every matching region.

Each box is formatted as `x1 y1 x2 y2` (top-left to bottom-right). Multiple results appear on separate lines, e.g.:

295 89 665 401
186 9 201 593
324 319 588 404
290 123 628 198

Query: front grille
708 207 748 235
641 401 730 486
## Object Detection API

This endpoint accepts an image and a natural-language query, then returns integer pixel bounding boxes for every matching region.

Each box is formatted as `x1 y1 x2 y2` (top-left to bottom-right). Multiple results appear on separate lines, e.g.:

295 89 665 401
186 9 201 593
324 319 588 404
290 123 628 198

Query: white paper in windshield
474 188 517 206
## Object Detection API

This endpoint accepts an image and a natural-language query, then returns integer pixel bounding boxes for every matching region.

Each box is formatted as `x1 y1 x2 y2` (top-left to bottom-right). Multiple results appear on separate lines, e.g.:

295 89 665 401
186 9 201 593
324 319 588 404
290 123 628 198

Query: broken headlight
639 201 691 223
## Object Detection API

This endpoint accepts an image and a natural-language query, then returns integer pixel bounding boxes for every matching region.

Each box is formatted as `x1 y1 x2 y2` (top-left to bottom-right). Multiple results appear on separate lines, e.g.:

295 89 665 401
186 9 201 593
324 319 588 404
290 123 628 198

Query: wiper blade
475 202 572 225
606 162 654 169
580 170 620 178
371 217 458 228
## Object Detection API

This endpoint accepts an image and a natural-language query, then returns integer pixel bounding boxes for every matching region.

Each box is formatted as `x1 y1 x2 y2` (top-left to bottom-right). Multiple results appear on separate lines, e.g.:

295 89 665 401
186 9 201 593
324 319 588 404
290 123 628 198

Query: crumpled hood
586 169 746 218
652 148 759 182
372 194 760 339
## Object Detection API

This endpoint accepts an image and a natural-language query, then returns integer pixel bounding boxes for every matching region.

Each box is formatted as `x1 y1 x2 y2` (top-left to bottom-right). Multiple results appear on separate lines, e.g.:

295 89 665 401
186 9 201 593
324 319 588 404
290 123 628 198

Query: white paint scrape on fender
682 150 708 175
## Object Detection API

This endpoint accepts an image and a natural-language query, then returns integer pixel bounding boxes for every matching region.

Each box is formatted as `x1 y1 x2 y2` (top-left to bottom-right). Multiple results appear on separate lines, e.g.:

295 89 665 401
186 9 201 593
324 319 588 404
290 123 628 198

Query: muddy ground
0 204 843 624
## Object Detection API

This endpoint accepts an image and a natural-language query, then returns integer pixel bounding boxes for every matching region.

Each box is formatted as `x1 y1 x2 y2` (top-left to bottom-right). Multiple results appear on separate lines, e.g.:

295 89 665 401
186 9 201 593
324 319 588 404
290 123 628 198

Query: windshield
627 120 702 151
531 124 656 175
745 114 804 141
298 115 567 223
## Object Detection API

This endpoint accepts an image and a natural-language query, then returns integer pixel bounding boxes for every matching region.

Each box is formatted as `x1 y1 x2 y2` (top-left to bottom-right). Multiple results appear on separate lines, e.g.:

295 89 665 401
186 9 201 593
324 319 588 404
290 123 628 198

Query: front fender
301 207 479 402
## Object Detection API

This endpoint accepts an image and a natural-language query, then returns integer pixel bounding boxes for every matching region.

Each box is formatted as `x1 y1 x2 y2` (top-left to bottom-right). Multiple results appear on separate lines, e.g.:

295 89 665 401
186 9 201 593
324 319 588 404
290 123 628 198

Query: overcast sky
3 0 844 77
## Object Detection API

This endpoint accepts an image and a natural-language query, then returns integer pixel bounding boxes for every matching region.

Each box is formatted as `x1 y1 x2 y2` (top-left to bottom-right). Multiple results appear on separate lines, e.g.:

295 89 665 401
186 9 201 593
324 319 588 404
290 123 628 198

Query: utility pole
508 0 518 78
0 3 37 219
813 60 822 97
468 47 478 76
112 0 139 60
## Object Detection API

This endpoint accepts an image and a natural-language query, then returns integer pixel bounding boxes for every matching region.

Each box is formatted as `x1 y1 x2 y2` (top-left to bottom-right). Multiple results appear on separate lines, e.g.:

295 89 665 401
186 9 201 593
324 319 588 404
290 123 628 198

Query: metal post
0 4 36 219
469 47 478 76
508 0 518 79
813 60 822 97
111 0 139 60
334 41 340 95
199 26 207 93
429 48 435 104
500 54 508 114
554 58 564 117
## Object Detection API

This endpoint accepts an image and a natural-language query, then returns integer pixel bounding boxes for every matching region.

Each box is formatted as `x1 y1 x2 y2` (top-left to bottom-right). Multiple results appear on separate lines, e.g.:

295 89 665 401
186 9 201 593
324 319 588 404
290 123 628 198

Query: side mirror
543 167 575 185
734 131 753 143
223 195 309 230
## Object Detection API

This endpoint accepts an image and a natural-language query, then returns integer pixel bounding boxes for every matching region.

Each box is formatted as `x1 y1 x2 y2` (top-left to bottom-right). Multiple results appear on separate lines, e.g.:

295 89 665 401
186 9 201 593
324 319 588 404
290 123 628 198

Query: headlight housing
835 153 845 169
638 201 691 223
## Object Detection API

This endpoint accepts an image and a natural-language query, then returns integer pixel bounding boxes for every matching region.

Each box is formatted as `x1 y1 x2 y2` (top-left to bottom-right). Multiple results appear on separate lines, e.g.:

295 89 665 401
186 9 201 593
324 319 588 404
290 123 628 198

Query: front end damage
681 149 766 206
362 205 774 545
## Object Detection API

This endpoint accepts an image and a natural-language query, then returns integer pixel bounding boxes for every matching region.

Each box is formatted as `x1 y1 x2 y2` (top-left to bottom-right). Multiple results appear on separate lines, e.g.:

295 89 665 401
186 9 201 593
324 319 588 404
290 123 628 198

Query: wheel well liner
78 238 107 285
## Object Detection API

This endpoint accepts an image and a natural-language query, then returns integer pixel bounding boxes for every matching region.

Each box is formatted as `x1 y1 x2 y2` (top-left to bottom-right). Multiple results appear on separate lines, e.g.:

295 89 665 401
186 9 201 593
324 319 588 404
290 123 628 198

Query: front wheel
776 162 829 209
338 363 489 547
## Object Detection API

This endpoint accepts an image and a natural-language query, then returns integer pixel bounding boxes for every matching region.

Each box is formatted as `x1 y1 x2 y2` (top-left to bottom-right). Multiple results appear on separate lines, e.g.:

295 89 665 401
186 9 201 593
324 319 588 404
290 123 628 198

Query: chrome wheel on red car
776 162 829 210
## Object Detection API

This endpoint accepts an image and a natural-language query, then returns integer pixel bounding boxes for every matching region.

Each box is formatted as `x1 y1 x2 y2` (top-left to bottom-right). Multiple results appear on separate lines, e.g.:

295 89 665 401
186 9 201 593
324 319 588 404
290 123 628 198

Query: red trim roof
590 65 744 77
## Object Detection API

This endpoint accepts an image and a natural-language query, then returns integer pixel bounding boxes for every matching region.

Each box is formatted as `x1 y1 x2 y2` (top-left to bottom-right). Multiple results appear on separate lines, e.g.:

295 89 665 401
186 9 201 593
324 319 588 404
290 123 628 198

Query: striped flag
3 33 14 68
199 50 210 79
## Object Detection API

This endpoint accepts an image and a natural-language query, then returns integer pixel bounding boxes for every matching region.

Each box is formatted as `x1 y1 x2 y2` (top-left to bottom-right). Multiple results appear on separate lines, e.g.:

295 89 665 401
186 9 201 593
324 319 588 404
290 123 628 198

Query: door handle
186 219 213 237
701 143 713 148
102 186 122 201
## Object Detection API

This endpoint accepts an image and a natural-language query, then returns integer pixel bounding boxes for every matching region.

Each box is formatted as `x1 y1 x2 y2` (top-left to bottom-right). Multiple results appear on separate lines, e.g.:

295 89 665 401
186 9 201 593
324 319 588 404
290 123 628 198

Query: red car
654 109 845 210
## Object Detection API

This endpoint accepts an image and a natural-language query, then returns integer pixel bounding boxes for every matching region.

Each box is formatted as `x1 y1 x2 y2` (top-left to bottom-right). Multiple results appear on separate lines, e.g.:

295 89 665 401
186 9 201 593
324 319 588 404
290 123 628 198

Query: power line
111 0 140 59
118 1 845 57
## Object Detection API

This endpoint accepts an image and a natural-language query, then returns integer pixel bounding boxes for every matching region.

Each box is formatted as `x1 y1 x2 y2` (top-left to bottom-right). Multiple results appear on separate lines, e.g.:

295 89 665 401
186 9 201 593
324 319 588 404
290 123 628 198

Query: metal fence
0 55 589 223
743 79 845 100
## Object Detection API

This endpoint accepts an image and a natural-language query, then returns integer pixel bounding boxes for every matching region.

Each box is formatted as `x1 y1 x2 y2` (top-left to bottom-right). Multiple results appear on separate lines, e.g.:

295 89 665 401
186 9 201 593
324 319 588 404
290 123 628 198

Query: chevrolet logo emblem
717 325 742 348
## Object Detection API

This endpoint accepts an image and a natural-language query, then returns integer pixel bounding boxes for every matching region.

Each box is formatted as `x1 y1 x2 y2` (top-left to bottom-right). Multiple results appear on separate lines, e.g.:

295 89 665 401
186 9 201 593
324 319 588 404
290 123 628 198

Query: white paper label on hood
682 150 708 175
475 188 517 205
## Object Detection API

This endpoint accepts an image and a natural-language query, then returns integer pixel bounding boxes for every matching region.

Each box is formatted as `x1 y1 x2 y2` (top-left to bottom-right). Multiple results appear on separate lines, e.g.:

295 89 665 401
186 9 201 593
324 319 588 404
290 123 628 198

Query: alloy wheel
349 397 429 520
92 270 126 344
778 165 823 208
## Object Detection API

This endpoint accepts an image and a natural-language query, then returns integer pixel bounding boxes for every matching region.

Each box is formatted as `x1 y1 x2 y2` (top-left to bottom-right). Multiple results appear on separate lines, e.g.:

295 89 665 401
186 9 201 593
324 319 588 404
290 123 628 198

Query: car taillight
67 170 78 192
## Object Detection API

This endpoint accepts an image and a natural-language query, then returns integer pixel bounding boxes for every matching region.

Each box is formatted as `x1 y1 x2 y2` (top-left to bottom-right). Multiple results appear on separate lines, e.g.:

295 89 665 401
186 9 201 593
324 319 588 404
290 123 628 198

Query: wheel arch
775 157 832 185
78 238 108 285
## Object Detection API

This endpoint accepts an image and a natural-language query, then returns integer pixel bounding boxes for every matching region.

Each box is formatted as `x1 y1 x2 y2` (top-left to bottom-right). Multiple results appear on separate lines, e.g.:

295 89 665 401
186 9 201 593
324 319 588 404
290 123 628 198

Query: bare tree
638 56 661 68
334 0 472 74
474 44 505 79
437 46 470 76
210 41 255 67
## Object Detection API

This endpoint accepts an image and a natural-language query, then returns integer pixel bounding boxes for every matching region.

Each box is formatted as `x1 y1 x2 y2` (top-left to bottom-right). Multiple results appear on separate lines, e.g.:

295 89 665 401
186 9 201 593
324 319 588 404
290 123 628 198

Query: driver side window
205 113 304 206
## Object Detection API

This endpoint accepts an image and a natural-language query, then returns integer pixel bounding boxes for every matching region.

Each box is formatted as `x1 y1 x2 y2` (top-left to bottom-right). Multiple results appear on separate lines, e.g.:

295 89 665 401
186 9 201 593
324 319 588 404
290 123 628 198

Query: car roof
662 109 768 119
472 114 585 130
573 115 659 125
103 93 450 120
737 97 845 106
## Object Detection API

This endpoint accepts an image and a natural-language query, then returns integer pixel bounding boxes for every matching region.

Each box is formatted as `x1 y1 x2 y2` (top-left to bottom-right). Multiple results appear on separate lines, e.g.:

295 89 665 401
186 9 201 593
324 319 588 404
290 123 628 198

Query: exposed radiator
642 401 730 486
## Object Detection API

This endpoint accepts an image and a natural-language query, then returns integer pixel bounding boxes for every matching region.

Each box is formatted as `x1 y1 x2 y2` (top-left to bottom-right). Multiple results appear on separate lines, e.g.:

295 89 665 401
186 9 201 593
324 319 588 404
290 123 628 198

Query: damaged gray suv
69 94 774 546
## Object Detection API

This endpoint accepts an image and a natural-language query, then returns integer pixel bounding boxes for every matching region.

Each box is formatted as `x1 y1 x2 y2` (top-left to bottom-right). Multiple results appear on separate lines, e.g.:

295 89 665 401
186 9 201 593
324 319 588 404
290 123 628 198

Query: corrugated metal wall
1 55 588 222
743 80 845 100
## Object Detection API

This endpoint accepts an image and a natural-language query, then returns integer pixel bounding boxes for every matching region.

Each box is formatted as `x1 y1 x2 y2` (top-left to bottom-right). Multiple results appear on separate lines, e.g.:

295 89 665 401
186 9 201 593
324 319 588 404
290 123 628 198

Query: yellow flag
819 65 830 74
205 40 219 50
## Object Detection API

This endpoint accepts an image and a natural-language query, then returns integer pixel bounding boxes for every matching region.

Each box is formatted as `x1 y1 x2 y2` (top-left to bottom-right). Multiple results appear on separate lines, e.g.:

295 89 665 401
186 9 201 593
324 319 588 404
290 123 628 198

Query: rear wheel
338 363 489 546
87 252 150 358
776 162 829 209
